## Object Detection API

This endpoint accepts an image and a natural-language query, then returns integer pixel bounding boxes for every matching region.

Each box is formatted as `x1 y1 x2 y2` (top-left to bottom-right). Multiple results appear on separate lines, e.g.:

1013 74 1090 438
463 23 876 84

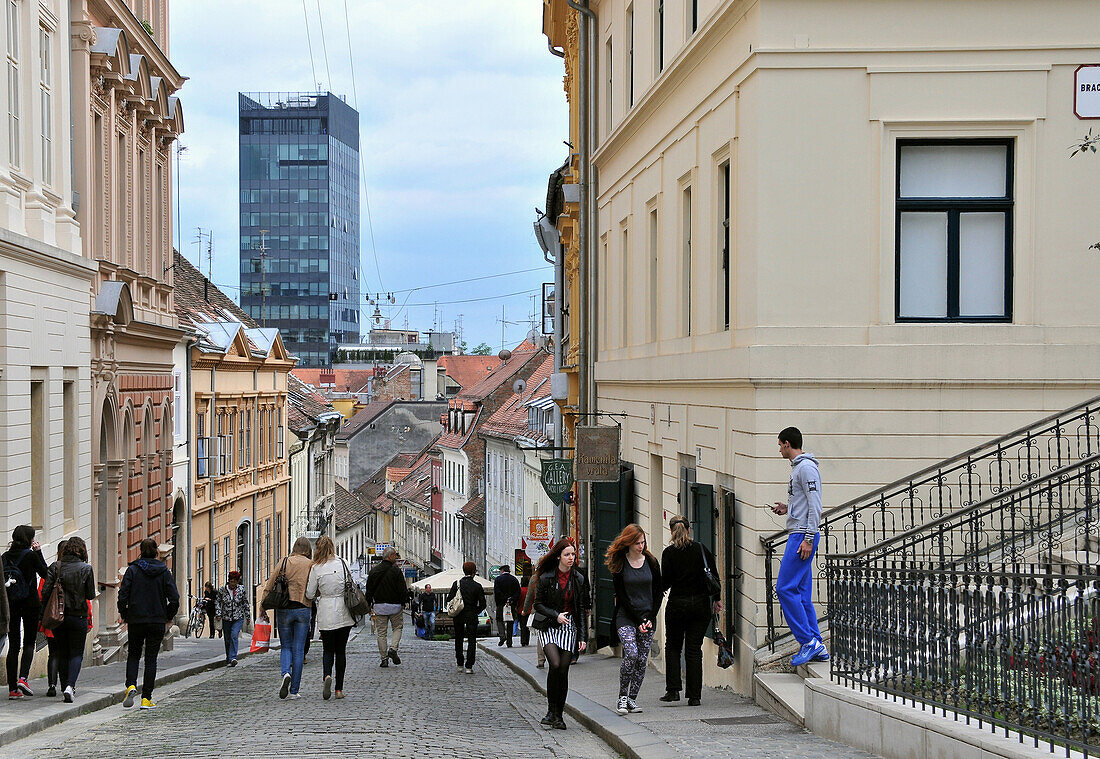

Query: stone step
753 672 806 727
796 661 829 680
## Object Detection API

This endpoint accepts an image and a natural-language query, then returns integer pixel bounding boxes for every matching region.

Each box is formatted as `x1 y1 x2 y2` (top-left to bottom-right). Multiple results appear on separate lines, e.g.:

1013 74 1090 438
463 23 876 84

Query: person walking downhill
215 571 250 667
39 537 95 703
119 538 180 710
660 517 720 707
531 538 589 731
771 426 828 666
364 548 408 669
202 582 219 638
305 537 356 700
260 537 313 699
3 525 49 699
493 565 520 648
606 524 663 715
445 562 486 674
417 585 437 639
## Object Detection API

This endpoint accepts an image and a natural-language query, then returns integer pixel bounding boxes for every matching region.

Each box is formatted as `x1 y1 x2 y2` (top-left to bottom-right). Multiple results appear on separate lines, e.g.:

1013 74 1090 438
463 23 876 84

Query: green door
591 464 635 649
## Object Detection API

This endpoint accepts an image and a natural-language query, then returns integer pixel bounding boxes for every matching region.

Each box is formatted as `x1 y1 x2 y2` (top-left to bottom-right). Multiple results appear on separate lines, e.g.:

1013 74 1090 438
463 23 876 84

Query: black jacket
446 576 486 619
40 556 95 618
493 572 520 606
364 560 407 606
611 554 663 636
418 591 436 613
531 569 589 645
2 546 49 606
660 541 719 601
119 558 180 624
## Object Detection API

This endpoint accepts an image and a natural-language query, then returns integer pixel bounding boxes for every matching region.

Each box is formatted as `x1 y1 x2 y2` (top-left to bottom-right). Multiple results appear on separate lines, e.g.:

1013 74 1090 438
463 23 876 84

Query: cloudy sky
169 1 566 352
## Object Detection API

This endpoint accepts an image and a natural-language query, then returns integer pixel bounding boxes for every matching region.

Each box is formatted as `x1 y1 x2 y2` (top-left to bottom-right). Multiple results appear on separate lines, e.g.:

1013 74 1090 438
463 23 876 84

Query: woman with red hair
605 524 662 714
530 538 589 730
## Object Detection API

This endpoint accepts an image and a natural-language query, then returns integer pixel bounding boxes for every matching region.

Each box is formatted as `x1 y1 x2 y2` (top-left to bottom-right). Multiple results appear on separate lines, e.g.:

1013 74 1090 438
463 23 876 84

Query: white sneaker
279 673 291 699
464 667 473 674
627 698 643 713
616 696 629 714
289 693 302 700
62 686 74 703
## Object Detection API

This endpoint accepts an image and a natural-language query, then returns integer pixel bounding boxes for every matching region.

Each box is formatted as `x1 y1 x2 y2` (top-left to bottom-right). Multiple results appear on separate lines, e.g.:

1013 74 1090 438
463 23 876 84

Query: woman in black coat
606 524 662 714
445 562 486 674
530 538 589 731
660 516 721 707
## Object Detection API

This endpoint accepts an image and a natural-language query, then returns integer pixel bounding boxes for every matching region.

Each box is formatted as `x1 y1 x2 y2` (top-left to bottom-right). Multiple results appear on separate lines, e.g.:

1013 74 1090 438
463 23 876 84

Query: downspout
183 334 197 617
565 0 597 547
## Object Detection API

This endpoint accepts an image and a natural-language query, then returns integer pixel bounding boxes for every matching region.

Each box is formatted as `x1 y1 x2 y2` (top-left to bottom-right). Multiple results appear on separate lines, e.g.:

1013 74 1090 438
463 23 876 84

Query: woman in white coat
305 536 357 700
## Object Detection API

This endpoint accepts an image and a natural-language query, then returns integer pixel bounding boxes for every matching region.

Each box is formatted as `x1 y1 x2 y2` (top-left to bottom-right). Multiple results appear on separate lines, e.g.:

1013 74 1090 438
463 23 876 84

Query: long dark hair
535 537 577 578
63 536 88 562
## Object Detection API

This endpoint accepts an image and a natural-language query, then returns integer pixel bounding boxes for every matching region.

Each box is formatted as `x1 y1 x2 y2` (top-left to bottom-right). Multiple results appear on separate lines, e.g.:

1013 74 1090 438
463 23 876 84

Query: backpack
3 550 31 604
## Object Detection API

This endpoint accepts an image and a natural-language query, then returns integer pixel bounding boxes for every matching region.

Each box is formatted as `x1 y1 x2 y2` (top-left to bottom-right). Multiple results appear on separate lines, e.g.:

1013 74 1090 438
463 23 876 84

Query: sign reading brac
575 425 621 482
540 458 574 505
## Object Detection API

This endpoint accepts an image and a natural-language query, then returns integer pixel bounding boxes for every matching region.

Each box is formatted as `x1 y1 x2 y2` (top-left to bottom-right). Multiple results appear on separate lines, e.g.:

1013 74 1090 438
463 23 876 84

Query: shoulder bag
341 561 371 619
446 581 464 616
699 543 722 599
41 566 64 631
262 558 291 610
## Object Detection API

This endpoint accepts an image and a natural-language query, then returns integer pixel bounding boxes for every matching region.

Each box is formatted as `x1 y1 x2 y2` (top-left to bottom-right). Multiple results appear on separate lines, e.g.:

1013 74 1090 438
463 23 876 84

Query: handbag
41 574 64 631
262 558 291 610
446 582 464 616
712 616 734 669
699 544 722 599
341 561 371 619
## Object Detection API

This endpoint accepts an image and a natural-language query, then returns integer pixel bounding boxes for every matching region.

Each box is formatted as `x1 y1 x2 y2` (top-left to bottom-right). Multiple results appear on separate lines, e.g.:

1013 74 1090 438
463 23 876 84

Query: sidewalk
481 641 880 759
0 634 231 747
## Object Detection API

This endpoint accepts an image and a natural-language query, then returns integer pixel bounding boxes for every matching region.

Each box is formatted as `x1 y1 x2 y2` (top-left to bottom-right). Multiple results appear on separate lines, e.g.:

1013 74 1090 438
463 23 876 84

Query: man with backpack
3 526 49 699
118 538 180 709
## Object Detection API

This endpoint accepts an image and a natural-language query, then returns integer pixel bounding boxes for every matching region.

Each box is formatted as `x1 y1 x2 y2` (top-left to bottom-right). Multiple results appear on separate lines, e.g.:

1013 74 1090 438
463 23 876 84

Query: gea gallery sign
540 459 574 505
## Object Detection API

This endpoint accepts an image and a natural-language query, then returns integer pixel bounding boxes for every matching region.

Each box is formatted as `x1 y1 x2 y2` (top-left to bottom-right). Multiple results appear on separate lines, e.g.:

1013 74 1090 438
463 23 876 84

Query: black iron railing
761 395 1100 649
828 560 1100 757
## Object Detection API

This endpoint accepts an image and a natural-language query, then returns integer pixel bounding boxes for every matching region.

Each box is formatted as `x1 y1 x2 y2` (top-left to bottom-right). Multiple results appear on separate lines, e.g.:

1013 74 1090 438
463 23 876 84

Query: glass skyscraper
239 92 361 366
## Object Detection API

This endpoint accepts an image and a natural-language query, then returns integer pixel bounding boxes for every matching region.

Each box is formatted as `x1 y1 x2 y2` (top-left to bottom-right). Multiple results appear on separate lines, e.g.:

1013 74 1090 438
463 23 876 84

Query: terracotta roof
457 349 541 402
353 463 389 505
438 355 501 391
172 251 255 331
458 494 485 527
335 400 393 441
287 374 336 432
292 368 377 394
479 353 555 441
389 456 432 507
334 483 373 532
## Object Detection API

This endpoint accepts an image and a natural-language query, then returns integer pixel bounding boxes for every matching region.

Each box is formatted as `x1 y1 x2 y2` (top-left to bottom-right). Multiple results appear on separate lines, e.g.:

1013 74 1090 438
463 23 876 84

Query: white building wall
440 448 469 570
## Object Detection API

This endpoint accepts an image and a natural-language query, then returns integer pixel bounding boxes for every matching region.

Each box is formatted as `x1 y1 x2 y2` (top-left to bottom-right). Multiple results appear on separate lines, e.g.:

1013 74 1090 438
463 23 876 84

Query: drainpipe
565 0 597 548
183 334 197 619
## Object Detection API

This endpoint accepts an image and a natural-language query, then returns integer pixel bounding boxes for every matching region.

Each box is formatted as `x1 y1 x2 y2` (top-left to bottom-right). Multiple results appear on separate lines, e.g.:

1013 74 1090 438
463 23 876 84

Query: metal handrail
761 393 1100 546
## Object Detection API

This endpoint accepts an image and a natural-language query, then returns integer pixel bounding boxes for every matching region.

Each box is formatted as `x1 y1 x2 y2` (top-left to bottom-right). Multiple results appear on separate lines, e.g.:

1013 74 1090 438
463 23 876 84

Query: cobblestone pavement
5 631 621 759
491 643 881 759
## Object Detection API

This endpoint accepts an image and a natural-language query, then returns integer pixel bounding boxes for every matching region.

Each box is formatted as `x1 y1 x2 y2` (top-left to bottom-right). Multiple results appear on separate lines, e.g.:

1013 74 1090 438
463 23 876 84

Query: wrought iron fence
761 396 1100 649
828 560 1100 757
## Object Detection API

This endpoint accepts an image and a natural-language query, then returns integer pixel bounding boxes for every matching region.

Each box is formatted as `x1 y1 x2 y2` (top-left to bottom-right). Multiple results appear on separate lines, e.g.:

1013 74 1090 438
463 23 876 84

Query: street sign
541 459 574 505
1076 65 1100 119
575 425 620 482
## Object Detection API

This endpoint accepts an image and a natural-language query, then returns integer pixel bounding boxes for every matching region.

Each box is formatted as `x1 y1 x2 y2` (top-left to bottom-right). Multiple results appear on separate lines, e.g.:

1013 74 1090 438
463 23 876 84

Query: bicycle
187 597 206 638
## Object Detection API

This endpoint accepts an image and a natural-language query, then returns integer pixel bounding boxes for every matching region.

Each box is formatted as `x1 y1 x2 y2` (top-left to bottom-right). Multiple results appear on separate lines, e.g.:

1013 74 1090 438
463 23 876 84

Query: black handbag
262 558 291 610
341 561 371 619
699 544 722 599
712 616 734 669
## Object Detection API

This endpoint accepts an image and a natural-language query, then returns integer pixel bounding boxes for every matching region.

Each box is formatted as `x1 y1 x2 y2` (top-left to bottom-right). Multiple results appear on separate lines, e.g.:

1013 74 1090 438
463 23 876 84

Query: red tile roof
334 483 373 532
287 374 337 433
292 368 376 394
479 353 555 441
458 495 485 527
457 349 541 402
172 251 256 331
438 355 501 391
388 456 433 507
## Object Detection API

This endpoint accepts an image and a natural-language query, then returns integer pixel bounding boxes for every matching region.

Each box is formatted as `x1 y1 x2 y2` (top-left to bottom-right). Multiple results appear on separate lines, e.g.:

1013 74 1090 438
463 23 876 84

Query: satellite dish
512 378 527 395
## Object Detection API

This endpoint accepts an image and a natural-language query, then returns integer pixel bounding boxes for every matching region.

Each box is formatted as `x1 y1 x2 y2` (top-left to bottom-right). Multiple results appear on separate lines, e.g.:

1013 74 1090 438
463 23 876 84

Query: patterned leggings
618 624 654 699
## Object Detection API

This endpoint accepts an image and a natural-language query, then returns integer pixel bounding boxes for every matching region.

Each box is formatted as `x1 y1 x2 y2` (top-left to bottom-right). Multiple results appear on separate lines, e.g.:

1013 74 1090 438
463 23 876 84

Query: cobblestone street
6 632 620 759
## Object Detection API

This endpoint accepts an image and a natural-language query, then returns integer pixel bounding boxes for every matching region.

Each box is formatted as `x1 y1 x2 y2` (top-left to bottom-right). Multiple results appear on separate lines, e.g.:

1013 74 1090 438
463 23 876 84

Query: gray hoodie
786 453 823 537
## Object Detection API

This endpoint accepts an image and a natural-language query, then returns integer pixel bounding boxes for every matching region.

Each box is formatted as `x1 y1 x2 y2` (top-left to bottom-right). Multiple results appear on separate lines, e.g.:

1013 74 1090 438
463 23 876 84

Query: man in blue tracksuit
771 426 828 666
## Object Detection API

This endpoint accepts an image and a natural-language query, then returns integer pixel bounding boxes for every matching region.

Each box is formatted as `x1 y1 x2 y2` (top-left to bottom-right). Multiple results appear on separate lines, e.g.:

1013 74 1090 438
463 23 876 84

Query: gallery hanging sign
540 459 574 505
575 425 621 482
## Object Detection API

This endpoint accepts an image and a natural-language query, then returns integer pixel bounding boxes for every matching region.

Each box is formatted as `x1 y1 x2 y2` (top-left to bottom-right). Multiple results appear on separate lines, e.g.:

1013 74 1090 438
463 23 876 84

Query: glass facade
239 92 361 366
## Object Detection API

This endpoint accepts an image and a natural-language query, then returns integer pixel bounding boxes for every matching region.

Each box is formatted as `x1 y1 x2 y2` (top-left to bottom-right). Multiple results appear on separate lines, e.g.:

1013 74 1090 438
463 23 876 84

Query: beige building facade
548 0 1100 693
0 0 94 561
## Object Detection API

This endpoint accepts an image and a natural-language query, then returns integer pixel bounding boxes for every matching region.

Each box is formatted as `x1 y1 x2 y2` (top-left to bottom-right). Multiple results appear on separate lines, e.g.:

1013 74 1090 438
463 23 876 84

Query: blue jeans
277 608 311 695
422 611 435 638
223 618 245 662
776 533 822 646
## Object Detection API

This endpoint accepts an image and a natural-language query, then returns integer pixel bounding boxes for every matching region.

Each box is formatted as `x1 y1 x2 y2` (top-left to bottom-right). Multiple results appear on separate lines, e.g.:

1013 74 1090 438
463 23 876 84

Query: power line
378 266 550 295
315 0 333 91
301 0 319 89
341 0 385 294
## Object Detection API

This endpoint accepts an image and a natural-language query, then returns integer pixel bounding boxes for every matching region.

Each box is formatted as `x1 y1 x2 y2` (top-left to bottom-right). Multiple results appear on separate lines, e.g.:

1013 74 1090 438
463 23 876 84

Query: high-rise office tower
239 92 361 366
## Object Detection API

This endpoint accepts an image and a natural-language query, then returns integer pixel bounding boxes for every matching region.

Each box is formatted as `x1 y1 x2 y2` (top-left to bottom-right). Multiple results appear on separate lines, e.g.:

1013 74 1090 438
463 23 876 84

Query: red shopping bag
249 619 271 653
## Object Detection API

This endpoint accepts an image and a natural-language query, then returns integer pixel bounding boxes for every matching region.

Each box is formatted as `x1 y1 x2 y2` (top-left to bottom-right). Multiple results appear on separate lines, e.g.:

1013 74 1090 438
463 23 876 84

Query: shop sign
575 425 620 482
1075 65 1100 119
540 459 574 504
528 517 551 541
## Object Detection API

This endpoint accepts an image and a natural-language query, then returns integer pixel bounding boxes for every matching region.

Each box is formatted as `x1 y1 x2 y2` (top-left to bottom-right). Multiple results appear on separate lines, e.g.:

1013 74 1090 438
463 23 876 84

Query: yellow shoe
122 686 137 708
139 697 156 710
